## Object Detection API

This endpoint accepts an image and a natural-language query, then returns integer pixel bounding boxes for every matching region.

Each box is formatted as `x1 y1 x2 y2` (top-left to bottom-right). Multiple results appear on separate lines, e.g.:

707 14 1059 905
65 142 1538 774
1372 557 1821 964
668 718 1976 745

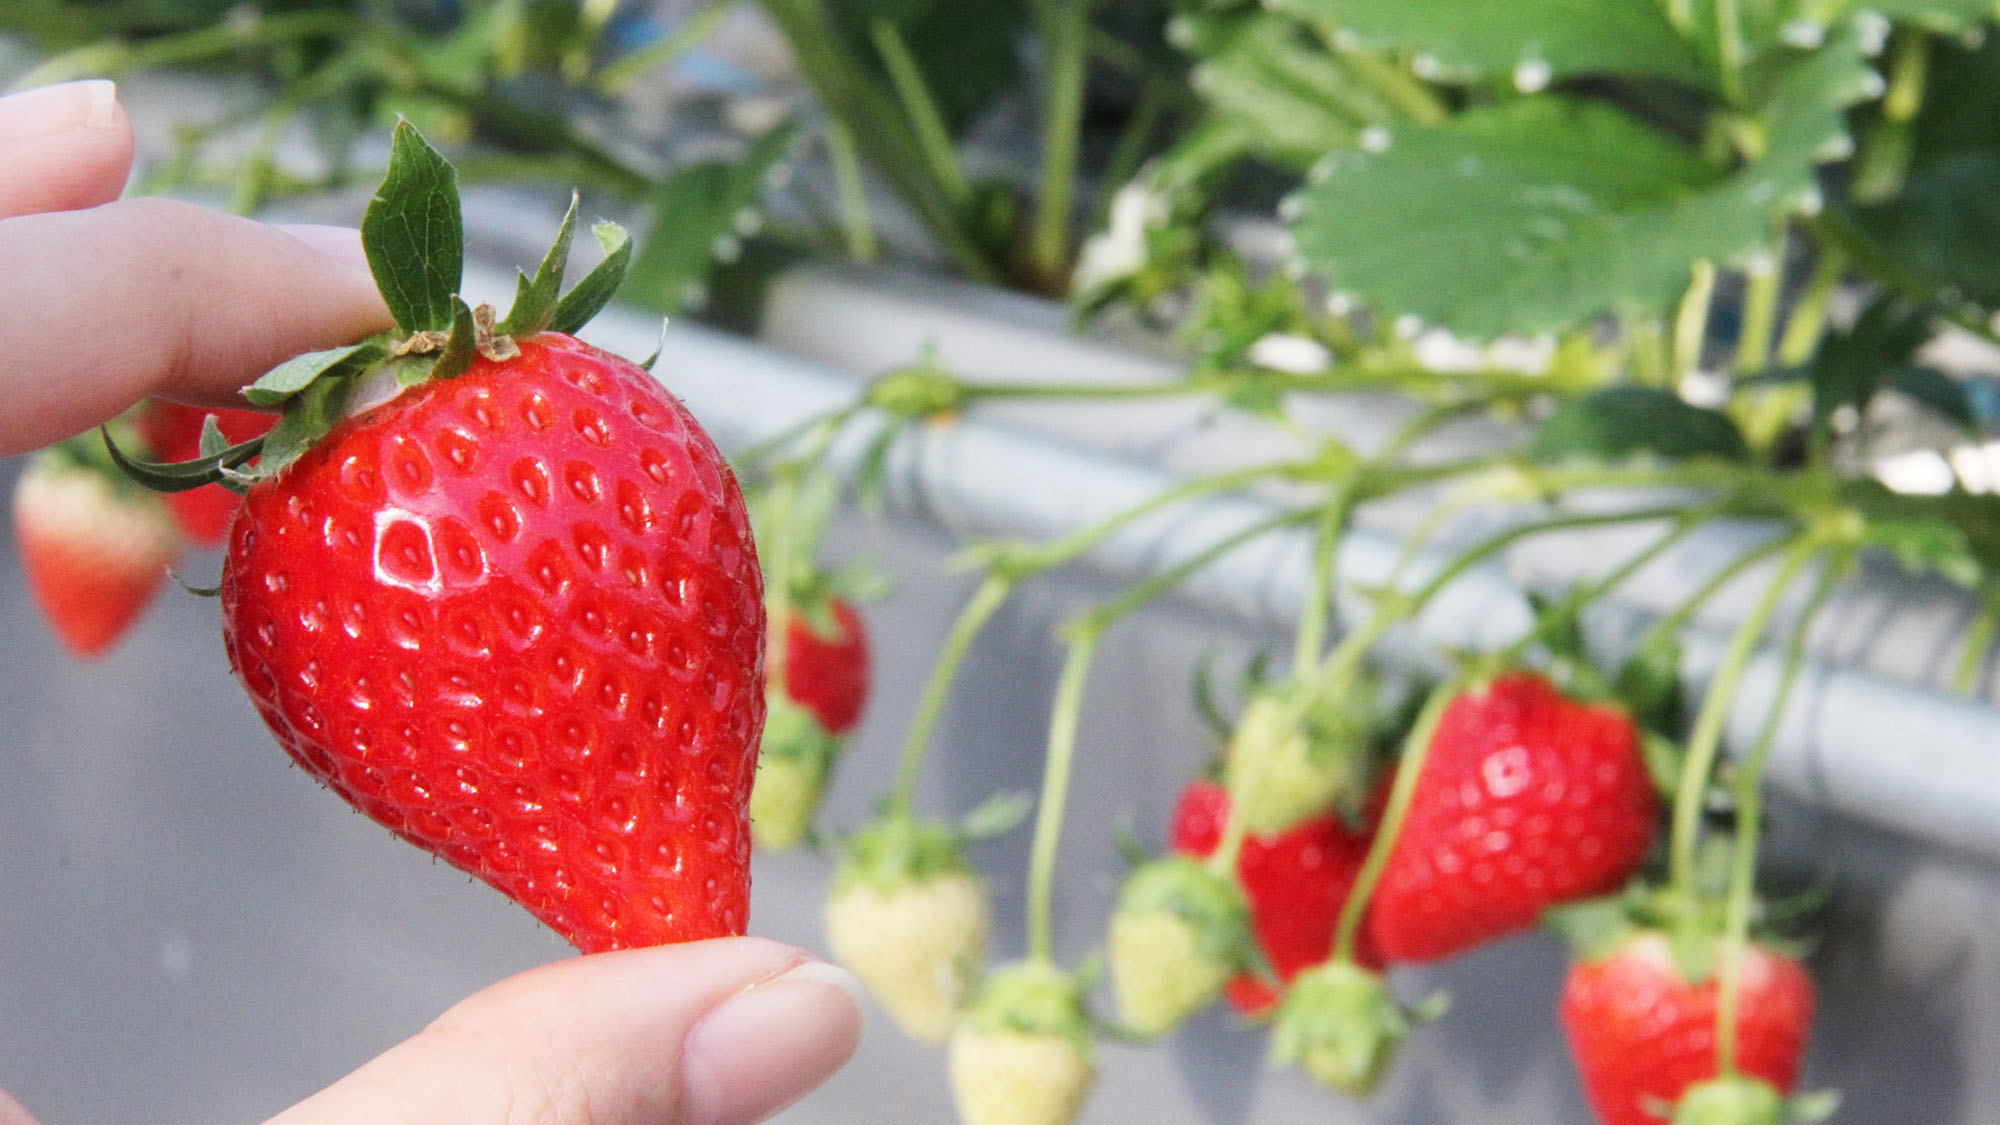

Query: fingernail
0 80 119 143
276 224 374 277
681 960 864 1125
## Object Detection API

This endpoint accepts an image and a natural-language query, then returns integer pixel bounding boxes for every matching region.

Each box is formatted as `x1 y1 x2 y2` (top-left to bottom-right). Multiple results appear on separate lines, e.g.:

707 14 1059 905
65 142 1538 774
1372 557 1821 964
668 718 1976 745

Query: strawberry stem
1714 549 1845 1075
1027 623 1103 965
1329 672 1468 964
1665 537 1823 920
888 573 1014 819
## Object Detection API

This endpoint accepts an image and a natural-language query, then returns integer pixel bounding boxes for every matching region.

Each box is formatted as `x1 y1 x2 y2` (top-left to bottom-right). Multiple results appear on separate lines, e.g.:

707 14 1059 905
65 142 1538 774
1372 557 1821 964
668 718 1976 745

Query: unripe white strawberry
1107 855 1251 1037
1269 960 1443 1095
949 961 1094 1125
825 815 990 1042
1224 674 1378 835
750 695 842 852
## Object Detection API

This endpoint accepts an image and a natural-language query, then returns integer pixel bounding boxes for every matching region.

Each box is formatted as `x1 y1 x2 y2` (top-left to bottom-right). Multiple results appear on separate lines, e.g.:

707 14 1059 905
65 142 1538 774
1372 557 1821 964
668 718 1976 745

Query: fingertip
0 80 134 216
682 958 865 1125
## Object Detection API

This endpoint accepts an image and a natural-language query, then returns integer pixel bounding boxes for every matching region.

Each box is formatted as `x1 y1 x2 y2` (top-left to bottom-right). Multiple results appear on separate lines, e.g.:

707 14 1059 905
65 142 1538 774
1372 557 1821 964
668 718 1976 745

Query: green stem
1714 0 1747 105
1076 509 1318 634
1667 538 1822 905
870 19 973 207
1714 549 1840 1075
1631 532 1797 659
1292 492 1357 673
1026 624 1103 964
1674 260 1717 380
1331 673 1467 962
1775 245 1846 368
11 8 360 88
1029 0 1093 288
755 0 1002 282
1953 580 2000 695
1329 43 1450 125
825 117 880 263
1496 508 1712 665
888 574 1014 817
594 0 739 93
1735 239 1784 377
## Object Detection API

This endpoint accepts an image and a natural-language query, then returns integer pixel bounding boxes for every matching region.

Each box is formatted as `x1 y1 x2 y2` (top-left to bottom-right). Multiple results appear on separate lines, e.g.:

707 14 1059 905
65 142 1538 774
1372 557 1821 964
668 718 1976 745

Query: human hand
0 80 864 1123
1 936 861 1125
0 79 391 456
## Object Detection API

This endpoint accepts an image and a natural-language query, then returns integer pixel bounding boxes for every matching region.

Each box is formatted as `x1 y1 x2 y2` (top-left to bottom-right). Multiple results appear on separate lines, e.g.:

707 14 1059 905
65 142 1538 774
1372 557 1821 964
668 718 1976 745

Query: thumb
267 937 863 1125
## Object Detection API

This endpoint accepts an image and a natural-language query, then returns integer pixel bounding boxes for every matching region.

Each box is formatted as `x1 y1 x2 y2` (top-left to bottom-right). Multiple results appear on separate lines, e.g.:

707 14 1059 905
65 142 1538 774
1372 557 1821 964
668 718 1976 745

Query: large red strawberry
13 439 182 658
1368 672 1657 963
1169 778 1381 1014
780 596 869 736
123 123 765 952
138 401 275 545
1562 930 1816 1125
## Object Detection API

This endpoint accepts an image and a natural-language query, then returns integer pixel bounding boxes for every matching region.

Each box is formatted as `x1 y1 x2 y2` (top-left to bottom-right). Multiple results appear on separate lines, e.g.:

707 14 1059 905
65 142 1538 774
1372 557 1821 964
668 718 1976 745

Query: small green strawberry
1107 855 1252 1037
750 694 842 851
825 815 990 1042
1268 960 1446 1095
1223 673 1377 836
949 961 1095 1125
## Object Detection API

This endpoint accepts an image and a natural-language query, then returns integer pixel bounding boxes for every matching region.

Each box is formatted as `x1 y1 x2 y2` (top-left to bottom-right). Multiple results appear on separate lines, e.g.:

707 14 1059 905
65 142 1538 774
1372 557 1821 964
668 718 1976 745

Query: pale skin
0 81 862 1124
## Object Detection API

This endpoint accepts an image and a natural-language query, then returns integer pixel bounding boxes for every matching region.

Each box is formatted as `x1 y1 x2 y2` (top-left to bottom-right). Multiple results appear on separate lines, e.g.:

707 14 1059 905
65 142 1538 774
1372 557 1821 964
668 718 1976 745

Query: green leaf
1289 32 1869 339
1527 387 1750 465
243 341 380 407
1851 152 2000 308
497 191 579 337
257 374 357 478
624 124 798 314
1270 0 1710 88
1805 295 1931 439
361 120 464 334
549 220 633 335
826 0 1028 135
1173 11 1371 170
100 428 265 493
430 295 481 381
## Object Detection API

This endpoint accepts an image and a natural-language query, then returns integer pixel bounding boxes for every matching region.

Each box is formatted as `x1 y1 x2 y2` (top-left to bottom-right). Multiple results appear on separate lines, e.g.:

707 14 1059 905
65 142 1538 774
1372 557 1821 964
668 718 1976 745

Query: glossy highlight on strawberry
222 334 765 951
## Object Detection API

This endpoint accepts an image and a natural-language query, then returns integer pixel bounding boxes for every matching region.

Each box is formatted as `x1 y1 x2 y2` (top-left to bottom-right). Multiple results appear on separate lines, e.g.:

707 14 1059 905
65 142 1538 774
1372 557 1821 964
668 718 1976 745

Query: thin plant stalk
1330 673 1467 962
1026 624 1103 964
1666 538 1822 907
1714 550 1842 1075
887 574 1013 817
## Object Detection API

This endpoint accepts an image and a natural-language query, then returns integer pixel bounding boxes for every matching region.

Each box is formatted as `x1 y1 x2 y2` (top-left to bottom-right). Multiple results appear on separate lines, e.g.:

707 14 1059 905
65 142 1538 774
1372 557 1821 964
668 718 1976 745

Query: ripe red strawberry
123 123 766 952
1169 778 1381 1014
1368 673 1657 962
779 596 869 736
13 442 182 658
137 401 275 545
1561 930 1815 1125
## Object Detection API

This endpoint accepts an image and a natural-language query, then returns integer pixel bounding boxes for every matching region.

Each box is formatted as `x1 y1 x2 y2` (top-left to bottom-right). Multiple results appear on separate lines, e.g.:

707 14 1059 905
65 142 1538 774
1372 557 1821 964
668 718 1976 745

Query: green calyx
1224 674 1378 834
1671 1076 1837 1125
831 814 974 895
960 960 1092 1049
1114 855 1252 962
108 119 633 493
1269 961 1446 1096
